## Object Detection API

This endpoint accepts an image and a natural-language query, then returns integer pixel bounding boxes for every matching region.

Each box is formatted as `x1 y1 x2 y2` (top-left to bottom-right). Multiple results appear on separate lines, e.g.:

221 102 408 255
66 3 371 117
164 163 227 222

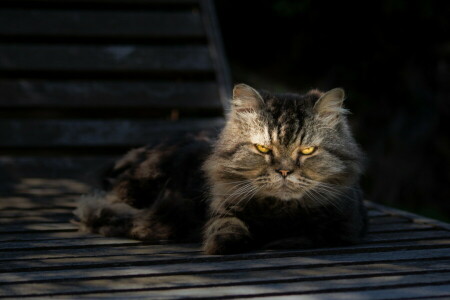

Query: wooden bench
1 1 450 299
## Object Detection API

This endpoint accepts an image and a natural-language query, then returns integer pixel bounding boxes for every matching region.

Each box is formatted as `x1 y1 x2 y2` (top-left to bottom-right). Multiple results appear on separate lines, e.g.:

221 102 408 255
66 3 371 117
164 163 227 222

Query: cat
74 83 367 255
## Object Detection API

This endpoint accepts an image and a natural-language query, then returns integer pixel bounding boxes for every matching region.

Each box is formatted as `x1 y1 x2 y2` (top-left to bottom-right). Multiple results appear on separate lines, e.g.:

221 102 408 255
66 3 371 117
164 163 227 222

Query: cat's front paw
203 216 253 255
203 232 253 255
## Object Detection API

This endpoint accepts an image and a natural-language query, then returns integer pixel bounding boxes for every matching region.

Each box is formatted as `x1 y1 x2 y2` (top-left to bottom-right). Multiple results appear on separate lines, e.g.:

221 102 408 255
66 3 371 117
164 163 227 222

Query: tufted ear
313 88 348 125
231 83 264 112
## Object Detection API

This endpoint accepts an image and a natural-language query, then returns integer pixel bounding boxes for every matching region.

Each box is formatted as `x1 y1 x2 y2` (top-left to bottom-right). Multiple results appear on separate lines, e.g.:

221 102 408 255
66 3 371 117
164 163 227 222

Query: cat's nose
276 169 292 178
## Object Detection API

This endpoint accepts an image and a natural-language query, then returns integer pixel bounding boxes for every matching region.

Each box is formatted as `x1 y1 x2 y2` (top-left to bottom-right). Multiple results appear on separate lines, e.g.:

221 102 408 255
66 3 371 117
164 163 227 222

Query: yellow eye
255 144 271 153
300 146 316 155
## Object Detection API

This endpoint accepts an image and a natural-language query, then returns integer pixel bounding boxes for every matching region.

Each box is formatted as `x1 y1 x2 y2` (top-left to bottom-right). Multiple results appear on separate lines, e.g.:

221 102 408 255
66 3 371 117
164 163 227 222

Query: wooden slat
0 231 101 242
0 223 77 234
0 214 73 224
0 157 116 186
2 240 450 273
1 234 450 269
1 238 449 264
0 80 221 109
367 210 388 218
367 230 450 243
0 244 200 261
22 272 450 299
0 195 81 210
0 45 213 72
368 223 434 233
367 201 450 231
0 0 199 5
0 118 223 147
0 208 75 217
268 286 450 300
1 260 450 298
1 247 450 286
0 237 141 252
369 216 410 225
0 9 204 39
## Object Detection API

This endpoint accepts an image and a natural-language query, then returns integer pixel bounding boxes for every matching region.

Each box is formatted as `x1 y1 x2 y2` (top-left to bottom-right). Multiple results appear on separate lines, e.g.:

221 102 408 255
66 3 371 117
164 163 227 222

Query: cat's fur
74 84 367 255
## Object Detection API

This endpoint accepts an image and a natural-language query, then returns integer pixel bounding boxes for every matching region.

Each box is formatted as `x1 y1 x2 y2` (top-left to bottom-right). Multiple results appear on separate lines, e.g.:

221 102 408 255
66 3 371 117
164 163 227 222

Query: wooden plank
1 260 450 297
35 272 450 299
0 9 204 39
0 231 101 242
0 80 221 109
0 243 200 261
1 244 450 280
367 210 387 217
2 234 450 258
0 208 73 217
264 286 450 300
0 223 77 234
2 239 450 274
367 230 450 243
368 223 434 233
366 201 450 231
2 259 450 298
369 215 410 225
0 213 73 224
0 45 213 72
1 247 449 286
0 195 81 210
0 237 141 252
0 156 116 186
0 0 199 6
0 118 224 147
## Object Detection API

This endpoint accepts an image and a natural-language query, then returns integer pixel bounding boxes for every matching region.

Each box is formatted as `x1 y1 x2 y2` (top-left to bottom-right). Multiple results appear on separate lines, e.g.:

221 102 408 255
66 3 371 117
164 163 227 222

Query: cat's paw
130 219 172 241
203 232 253 255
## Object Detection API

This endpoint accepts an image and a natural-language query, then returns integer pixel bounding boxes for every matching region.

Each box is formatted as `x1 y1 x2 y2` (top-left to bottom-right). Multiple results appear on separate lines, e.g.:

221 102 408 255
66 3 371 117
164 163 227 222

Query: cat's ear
313 88 348 125
231 83 264 112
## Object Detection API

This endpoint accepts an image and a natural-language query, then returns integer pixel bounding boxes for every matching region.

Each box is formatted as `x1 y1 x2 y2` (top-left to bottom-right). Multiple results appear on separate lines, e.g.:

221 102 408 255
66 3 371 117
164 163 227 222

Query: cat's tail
72 191 140 238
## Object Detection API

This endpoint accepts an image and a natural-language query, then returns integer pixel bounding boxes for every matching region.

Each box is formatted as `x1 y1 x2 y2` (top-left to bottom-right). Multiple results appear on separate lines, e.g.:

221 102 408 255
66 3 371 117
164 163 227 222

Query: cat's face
207 84 363 202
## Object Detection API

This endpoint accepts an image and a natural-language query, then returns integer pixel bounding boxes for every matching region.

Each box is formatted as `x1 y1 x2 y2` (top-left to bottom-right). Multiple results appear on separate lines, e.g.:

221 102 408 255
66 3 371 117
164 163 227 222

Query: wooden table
1 179 450 299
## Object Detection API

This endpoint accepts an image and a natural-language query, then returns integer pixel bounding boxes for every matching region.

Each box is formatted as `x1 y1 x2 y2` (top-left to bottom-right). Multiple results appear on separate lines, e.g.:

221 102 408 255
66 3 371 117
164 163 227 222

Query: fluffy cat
74 84 367 255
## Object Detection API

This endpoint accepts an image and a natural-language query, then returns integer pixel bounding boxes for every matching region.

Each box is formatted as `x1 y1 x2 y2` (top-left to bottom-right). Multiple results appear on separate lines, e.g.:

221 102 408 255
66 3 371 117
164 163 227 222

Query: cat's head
204 84 364 201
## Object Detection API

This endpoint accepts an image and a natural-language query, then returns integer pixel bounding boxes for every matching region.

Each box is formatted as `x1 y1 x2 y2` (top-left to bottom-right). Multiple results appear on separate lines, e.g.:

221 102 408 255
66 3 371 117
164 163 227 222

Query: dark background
215 0 450 221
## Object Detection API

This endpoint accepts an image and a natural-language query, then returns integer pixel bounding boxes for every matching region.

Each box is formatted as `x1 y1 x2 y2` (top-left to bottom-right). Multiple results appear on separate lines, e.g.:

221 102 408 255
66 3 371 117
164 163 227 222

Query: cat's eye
255 144 271 153
300 146 317 155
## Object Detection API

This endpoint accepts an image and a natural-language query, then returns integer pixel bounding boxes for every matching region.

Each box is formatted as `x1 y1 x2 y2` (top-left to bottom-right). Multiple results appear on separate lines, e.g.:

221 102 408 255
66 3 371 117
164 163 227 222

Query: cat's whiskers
213 183 251 215
211 178 264 217
215 180 255 195
305 186 353 214
289 176 353 214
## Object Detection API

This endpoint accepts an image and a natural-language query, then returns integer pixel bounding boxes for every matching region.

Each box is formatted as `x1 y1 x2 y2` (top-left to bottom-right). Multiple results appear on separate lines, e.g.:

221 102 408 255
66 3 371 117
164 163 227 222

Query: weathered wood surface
0 0 199 5
0 0 229 187
0 80 220 109
1 182 450 299
0 118 224 147
0 45 213 73
0 9 205 39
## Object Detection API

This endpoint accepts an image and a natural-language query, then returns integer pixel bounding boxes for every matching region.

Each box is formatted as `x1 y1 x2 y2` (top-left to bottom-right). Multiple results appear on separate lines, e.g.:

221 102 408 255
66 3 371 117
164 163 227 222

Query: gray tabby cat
74 84 367 255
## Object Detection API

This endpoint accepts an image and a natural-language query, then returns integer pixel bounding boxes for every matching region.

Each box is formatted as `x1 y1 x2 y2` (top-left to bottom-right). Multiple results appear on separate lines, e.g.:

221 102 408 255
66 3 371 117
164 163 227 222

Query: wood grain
0 45 213 73
0 118 223 147
0 80 222 109
0 9 204 39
